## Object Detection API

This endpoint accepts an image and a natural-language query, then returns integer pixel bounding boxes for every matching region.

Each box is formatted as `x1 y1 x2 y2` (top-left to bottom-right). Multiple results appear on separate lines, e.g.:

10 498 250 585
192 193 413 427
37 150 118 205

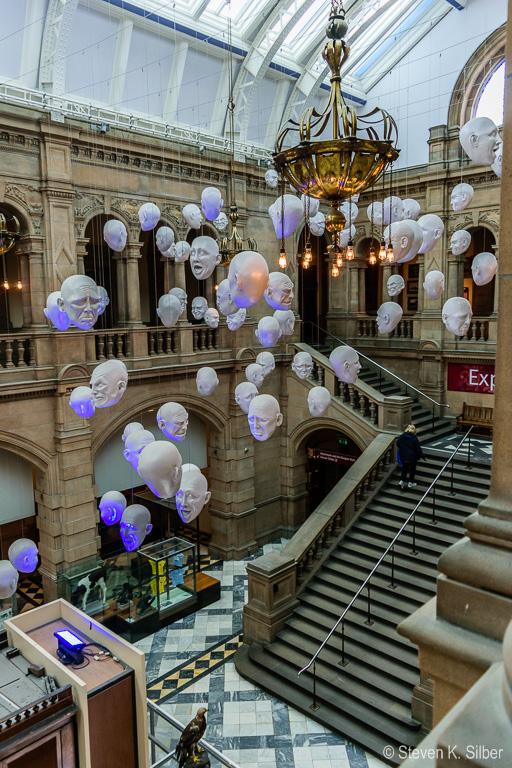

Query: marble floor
136 539 387 768
426 432 492 464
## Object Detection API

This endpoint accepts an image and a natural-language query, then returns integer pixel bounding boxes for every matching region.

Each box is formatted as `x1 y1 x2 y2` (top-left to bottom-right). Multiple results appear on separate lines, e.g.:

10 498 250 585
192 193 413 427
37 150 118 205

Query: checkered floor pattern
17 577 44 607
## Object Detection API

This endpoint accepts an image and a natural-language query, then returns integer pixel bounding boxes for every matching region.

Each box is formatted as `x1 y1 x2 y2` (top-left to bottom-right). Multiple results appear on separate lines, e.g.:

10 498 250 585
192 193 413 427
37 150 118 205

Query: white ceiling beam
210 57 232 135
163 40 189 124
39 0 81 94
108 19 133 107
265 78 292 147
20 0 48 88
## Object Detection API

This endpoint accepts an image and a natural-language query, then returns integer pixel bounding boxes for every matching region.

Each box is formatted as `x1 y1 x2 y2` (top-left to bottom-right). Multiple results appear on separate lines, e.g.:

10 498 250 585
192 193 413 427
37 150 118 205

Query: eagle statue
173 707 208 768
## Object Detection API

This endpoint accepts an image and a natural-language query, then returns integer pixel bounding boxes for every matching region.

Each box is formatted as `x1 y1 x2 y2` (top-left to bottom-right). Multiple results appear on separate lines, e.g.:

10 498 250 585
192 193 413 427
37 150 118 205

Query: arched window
475 61 505 126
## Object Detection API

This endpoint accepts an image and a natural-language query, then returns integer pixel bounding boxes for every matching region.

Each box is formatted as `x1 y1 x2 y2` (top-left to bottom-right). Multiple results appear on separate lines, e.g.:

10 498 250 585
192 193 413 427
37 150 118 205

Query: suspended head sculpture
245 363 265 388
235 381 259 414
450 230 471 256
196 367 219 396
310 211 326 237
138 203 161 231
99 491 127 526
182 203 203 229
103 219 127 252
90 360 128 408
292 351 313 380
450 183 474 212
0 561 18 599
273 309 295 336
226 308 246 331
459 116 500 166
384 220 423 263
97 287 109 316
472 252 497 286
204 307 220 329
329 345 361 384
137 441 183 499
214 212 229 231
175 241 191 263
367 201 384 227
123 429 155 472
228 250 269 309
176 468 211 524
156 226 176 254
402 198 421 221
216 279 238 316
376 302 403 334
338 224 356 249
256 351 275 377
264 272 294 311
302 194 320 219
383 196 404 225
157 293 182 328
44 291 71 331
69 386 95 418
168 287 187 315
8 539 39 573
268 195 303 239
338 200 359 223
265 168 279 188
418 214 444 255
442 297 473 336
307 386 331 417
157 402 189 442
492 139 503 178
423 270 445 300
255 316 281 348
192 297 208 320
201 187 223 221
190 236 221 280
122 422 144 442
58 275 101 330
248 394 283 442
387 274 405 297
120 505 153 551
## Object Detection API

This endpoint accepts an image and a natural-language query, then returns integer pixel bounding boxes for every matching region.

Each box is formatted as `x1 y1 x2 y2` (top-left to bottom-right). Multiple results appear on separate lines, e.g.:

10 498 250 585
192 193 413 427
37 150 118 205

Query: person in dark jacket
397 424 426 488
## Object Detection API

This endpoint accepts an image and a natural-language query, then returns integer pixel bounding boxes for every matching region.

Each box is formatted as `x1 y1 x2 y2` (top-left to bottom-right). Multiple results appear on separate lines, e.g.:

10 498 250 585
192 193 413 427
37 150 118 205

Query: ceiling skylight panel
283 0 326 48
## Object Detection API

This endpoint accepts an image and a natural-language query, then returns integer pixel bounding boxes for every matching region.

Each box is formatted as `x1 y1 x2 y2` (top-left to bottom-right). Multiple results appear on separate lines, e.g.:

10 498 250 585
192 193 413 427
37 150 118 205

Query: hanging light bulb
17 278 22 289
386 245 395 263
331 263 340 277
3 277 9 290
214 284 219 291
369 245 377 266
336 252 343 267
345 240 354 260
378 238 387 261
278 247 287 269
303 257 310 269
303 241 312 263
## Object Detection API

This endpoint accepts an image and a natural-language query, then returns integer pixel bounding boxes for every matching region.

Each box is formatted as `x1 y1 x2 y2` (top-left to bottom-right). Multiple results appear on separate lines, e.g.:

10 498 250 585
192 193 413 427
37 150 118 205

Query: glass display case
137 537 196 617
0 592 17 631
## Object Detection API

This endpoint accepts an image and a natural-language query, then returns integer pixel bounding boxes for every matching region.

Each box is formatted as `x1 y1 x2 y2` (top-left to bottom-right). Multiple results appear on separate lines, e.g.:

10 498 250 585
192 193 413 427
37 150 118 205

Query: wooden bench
456 402 493 436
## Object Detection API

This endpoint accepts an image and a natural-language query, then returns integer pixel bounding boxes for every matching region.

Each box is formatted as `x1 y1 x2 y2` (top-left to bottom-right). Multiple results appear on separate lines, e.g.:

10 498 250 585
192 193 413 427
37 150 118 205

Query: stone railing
193 325 218 352
147 328 177 357
242 432 397 647
94 329 132 360
358 317 414 339
0 334 36 369
462 317 490 342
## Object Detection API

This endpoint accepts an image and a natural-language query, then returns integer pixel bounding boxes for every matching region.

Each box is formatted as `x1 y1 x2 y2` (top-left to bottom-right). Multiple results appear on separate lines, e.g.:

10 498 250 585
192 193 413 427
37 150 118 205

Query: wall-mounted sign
447 363 495 394
307 448 357 466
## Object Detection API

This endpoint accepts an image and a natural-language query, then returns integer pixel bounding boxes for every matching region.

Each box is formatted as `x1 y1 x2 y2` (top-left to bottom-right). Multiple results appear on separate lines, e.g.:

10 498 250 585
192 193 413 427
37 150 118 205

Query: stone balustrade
358 317 415 340
0 334 36 369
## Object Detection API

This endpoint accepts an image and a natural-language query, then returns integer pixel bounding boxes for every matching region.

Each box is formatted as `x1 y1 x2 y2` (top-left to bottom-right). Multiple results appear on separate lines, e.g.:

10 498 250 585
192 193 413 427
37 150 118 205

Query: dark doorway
304 428 362 515
464 227 496 316
298 227 328 343
84 215 119 328
139 223 165 326
360 237 381 314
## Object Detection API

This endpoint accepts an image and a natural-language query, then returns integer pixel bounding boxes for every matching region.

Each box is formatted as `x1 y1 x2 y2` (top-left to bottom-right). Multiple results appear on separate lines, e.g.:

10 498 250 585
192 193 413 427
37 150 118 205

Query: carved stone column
75 237 88 276
18 253 32 329
124 243 143 326
416 254 425 313
446 252 464 298
19 235 47 328
113 254 127 325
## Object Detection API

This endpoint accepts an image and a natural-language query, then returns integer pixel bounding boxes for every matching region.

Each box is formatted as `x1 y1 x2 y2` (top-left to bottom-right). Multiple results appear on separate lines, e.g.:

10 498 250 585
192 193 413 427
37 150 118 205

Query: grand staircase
235 447 492 764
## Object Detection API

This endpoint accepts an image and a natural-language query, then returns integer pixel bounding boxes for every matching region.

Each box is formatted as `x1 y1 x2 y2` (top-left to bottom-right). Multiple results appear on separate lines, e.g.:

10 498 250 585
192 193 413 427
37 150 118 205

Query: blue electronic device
54 629 86 664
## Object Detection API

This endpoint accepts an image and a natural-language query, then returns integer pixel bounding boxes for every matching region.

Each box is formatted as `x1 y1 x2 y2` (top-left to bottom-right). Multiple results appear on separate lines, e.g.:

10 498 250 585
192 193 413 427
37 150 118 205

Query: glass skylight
476 61 505 127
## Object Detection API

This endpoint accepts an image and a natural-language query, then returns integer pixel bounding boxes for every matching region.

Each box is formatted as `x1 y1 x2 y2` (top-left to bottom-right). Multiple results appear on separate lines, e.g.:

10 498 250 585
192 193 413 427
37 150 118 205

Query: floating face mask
310 212 326 237
450 230 471 256
190 236 221 280
45 291 71 331
292 351 313 380
235 381 259 414
265 169 279 188
120 505 153 552
182 203 203 229
204 308 220 329
156 226 176 254
175 469 211 524
123 429 155 472
268 195 303 239
70 386 96 418
387 275 405 297
99 491 127 526
201 187 223 221
256 351 275 377
384 220 423 264
459 116 500 166
57 275 101 330
157 293 182 328
329 345 361 384
367 201 384 227
192 296 208 320
248 394 283 442
382 196 404 225
137 441 183 499
169 287 187 315
138 203 161 231
376 302 403 333
402 198 421 221
175 241 191 263
122 422 144 442
157 402 189 441
442 296 473 337
228 251 269 309
338 224 356 249
103 219 127 252
492 139 503 178
255 316 281 348
302 194 320 219
226 308 246 331
338 201 359 224
307 386 331 417
214 212 229 231
8 539 39 573
423 270 445 300
471 252 497 286
264 272 294 311
90 360 128 408
196 367 219 396
97 287 109 316
0 561 18 599
418 214 444 255
273 309 295 336
216 279 238 316
245 363 265 388
450 183 474 212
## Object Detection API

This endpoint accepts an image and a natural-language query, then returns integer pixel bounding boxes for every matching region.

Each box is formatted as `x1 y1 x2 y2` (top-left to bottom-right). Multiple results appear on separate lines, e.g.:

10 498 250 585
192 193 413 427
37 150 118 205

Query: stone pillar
417 254 425 313
124 243 143 326
348 262 359 313
113 254 127 326
18 253 32 329
357 262 366 312
162 257 173 293
75 237 88 276
446 252 464 298
18 236 47 329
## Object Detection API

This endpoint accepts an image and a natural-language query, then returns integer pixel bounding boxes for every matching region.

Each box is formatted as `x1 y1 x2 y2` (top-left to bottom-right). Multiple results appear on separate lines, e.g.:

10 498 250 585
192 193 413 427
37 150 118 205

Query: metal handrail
147 699 241 768
298 427 473 677
304 321 449 410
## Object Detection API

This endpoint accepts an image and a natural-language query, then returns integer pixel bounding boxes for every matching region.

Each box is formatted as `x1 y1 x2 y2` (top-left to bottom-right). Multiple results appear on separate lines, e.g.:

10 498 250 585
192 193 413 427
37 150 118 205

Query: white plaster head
58 275 101 330
168 287 187 315
255 316 281 348
256 351 275 377
44 291 71 331
69 386 95 418
123 429 155 472
182 203 203 229
103 219 127 252
204 307 220 328
228 250 269 309
216 279 238 316
190 236 221 280
246 363 265 388
338 201 359 223
423 270 445 300
442 296 473 336
418 214 444 255
90 360 128 408
264 272 294 311
383 196 405 225
0 561 18 599
157 402 189 442
214 212 229 231
402 198 421 221
137 441 183 499
292 351 313 380
8 539 39 573
226 308 246 331
450 183 474 212
302 194 320 219
307 386 331 417
120 504 152 552
122 422 144 442
492 139 503 178
472 251 497 286
268 195 303 239
175 241 191 263
156 226 175 254
329 345 361 384
367 201 384 227
196 367 219 396
459 117 500 166
182 463 200 474
273 309 295 336
384 219 423 263
97 286 109 316
265 168 279 188
176 469 211 524
192 297 208 320
248 394 283 442
138 203 161 231
376 302 403 334
387 274 405 297
235 381 259 414
450 230 471 256
157 293 182 328
201 187 223 221
338 224 356 249
99 491 127 526
310 212 326 237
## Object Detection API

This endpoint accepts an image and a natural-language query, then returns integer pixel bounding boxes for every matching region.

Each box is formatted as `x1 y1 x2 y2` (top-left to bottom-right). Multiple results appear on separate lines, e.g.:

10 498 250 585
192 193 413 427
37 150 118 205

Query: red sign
307 448 357 466
447 363 495 394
